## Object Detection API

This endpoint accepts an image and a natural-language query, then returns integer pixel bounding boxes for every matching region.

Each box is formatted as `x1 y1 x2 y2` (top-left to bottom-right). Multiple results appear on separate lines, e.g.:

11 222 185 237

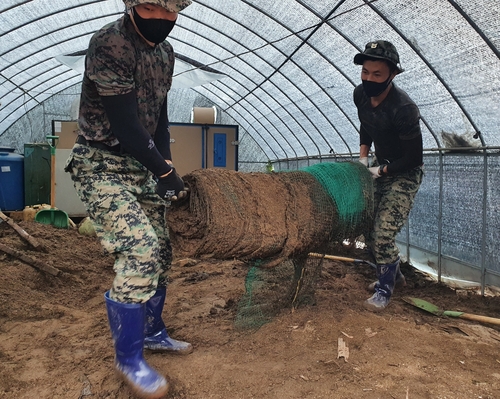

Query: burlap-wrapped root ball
167 163 373 267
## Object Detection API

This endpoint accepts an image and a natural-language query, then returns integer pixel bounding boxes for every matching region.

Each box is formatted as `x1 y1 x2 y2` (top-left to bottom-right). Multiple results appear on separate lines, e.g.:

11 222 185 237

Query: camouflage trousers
65 144 171 304
367 166 423 265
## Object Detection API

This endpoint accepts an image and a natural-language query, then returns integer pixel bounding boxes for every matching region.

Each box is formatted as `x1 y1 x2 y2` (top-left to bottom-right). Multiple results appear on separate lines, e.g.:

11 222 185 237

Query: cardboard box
52 120 79 150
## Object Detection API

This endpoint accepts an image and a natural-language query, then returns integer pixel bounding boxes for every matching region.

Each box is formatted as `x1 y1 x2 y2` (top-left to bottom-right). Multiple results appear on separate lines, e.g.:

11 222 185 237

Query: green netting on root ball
302 162 371 221
301 161 374 241
235 256 324 330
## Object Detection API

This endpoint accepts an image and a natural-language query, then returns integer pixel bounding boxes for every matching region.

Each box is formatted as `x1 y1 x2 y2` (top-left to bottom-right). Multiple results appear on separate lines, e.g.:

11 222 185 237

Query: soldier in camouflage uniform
65 1 192 397
353 40 424 312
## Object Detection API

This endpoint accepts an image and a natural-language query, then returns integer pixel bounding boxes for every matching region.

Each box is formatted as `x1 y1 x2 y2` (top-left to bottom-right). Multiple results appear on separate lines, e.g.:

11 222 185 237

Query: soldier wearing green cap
353 40 424 312
65 1 192 397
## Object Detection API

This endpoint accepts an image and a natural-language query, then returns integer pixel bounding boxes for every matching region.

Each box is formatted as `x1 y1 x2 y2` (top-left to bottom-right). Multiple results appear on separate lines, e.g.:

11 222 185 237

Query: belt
76 135 122 154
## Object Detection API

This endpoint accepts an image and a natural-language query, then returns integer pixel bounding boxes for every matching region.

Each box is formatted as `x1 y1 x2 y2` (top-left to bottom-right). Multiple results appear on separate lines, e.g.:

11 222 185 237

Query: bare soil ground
1 220 500 399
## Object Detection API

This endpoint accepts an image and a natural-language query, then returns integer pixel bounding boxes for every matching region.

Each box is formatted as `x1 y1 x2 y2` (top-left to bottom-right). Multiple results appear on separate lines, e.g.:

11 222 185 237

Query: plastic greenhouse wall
397 152 500 292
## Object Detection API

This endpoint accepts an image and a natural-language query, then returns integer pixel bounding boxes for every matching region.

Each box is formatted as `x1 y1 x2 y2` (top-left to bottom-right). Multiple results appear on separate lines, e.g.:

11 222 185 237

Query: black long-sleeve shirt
354 83 423 174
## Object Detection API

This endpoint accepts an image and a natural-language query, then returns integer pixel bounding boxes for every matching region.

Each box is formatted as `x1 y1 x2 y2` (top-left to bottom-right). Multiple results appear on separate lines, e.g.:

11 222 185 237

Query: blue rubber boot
104 291 169 399
363 258 399 312
144 287 193 355
367 263 406 291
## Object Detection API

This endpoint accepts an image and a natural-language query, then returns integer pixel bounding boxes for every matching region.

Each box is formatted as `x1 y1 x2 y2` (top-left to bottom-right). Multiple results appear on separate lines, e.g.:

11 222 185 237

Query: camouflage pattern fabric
65 144 171 304
123 0 192 13
77 14 174 147
367 166 423 265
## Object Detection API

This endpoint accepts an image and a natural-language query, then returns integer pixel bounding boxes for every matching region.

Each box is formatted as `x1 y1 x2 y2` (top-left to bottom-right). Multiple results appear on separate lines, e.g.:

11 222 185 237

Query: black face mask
362 75 393 98
132 7 176 45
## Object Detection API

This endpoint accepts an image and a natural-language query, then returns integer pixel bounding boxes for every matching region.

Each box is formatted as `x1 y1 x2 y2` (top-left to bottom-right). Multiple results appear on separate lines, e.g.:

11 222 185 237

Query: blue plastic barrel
0 147 25 211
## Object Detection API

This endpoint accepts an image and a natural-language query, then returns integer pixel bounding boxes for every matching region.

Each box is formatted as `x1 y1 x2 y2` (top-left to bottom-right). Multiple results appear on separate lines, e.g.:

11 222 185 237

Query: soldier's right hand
368 166 381 179
155 168 188 201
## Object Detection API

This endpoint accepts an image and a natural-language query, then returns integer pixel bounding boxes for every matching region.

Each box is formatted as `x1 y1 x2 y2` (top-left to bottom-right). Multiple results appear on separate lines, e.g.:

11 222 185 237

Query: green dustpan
35 208 70 228
35 135 69 229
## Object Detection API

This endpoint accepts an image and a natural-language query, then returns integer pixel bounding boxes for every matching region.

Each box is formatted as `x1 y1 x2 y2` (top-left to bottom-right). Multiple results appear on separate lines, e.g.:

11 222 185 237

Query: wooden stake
0 242 60 276
0 211 43 250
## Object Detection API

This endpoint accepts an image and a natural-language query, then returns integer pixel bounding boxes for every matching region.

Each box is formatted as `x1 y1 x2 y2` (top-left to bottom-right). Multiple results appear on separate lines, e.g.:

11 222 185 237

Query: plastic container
0 147 25 211
23 206 38 221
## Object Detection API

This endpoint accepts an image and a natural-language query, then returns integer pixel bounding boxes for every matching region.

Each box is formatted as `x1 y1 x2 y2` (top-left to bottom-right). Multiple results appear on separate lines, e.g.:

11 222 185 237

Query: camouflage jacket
78 14 175 146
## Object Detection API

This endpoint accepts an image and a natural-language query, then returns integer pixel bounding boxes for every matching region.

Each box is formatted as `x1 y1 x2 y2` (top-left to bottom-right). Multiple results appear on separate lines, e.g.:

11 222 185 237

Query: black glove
155 168 188 201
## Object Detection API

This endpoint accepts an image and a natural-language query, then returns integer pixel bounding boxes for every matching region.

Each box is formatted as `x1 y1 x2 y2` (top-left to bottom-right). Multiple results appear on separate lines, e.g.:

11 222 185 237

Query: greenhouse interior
1 0 499 292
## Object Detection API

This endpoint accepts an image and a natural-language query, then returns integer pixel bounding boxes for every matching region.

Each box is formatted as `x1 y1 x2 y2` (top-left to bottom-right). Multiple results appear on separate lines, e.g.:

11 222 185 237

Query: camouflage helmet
123 0 192 13
354 40 404 73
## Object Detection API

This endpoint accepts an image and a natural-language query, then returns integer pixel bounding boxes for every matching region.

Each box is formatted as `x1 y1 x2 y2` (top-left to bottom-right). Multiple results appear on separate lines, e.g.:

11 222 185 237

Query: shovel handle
309 252 358 263
50 148 56 208
309 253 376 268
46 135 58 209
449 311 500 326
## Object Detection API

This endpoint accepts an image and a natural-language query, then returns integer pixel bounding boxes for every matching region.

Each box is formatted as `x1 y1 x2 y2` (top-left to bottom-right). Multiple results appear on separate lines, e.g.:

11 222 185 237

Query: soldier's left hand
156 169 189 201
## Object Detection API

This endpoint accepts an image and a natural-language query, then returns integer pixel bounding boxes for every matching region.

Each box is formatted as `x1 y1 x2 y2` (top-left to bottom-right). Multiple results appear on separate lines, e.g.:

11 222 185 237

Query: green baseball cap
354 40 404 73
123 0 192 13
